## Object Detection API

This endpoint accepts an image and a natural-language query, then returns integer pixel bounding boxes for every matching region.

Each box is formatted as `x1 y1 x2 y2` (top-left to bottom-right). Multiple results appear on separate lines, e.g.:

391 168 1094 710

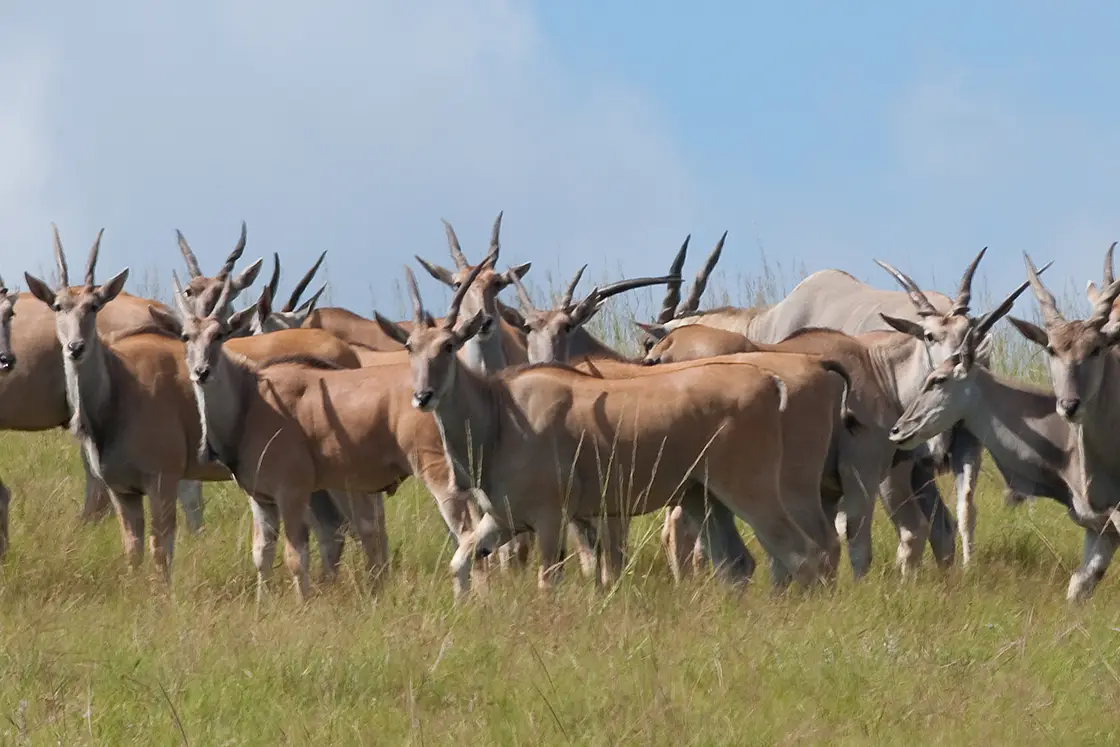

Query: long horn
679 230 726 315
951 246 987 316
403 267 426 325
208 273 235 321
441 219 469 270
445 251 490 329
266 254 281 305
1088 275 1120 329
294 283 327 314
51 223 69 287
170 270 192 318
874 259 939 317
588 275 679 307
84 228 105 286
975 260 1054 338
215 221 248 281
509 266 537 312
656 234 690 323
487 211 503 267
559 265 587 309
1105 241 1117 285
1023 252 1063 325
177 229 202 277
0 274 6 293
283 250 326 312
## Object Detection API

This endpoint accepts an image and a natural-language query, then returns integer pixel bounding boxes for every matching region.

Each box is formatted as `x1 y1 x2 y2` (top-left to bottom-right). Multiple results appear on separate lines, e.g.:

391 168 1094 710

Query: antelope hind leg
176 480 205 535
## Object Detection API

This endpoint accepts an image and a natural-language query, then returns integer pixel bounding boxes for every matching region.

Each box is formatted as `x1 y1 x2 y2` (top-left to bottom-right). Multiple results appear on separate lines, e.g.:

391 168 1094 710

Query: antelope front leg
535 512 566 591
310 489 350 581
879 460 931 576
277 495 313 603
912 451 957 568
597 515 627 587
176 480 205 535
1067 523 1120 603
450 512 509 601
147 479 180 584
949 427 983 567
249 498 280 602
110 491 146 570
80 449 112 522
346 491 391 590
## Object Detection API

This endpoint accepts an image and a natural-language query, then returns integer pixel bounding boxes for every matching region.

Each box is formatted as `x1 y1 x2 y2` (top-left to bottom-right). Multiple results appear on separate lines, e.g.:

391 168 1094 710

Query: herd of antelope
1 214 1118 606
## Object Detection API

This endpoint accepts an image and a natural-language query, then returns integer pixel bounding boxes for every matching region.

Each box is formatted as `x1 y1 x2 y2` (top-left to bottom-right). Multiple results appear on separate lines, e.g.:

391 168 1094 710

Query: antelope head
374 252 490 411
1083 241 1120 337
876 248 1046 368
889 328 986 449
502 263 677 363
0 275 18 373
150 271 257 385
638 324 755 365
25 224 128 363
175 221 263 319
247 251 327 335
1009 252 1120 423
639 232 723 353
413 212 529 342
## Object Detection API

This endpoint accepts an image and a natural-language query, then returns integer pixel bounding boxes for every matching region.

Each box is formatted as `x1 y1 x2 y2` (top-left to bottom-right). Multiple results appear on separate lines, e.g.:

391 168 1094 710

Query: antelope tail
818 359 860 432
768 373 788 413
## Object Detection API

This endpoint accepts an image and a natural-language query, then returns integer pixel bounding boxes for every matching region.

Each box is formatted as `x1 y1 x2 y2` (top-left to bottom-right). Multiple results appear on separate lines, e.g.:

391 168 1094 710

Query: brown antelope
639 239 1048 570
890 265 1120 601
159 268 491 602
374 256 851 596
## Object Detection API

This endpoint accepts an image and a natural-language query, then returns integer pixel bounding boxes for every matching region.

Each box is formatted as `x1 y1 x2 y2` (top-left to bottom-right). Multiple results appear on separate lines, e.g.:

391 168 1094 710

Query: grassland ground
1 428 1119 746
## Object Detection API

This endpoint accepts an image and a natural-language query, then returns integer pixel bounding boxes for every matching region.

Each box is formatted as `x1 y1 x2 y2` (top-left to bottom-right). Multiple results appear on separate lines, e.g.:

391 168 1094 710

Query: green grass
3 264 1119 744
2 430 1119 745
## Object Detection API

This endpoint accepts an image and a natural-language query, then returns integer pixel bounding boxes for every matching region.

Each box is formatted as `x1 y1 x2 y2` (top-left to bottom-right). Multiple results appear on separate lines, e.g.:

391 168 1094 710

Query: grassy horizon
2 258 1119 745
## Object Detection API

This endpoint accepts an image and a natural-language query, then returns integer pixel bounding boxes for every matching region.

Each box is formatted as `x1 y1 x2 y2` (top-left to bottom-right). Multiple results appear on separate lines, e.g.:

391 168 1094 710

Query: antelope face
1009 318 1114 423
520 309 578 363
0 287 17 373
175 222 263 320
182 316 228 385
890 352 977 449
879 308 978 370
25 272 129 364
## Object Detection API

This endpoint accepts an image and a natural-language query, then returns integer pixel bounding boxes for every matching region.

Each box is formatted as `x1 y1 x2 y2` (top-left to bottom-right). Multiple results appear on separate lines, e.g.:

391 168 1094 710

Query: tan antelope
10 227 206 536
890 263 1120 601
0 278 20 557
374 256 850 596
639 240 1041 570
161 268 491 602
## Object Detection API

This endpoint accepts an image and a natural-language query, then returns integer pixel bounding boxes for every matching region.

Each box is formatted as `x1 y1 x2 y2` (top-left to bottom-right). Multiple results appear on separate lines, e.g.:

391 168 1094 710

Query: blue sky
2 1 1119 317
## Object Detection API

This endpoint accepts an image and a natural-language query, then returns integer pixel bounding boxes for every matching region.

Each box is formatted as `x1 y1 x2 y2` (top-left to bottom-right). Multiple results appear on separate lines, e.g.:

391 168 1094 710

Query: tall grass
1 256 1117 745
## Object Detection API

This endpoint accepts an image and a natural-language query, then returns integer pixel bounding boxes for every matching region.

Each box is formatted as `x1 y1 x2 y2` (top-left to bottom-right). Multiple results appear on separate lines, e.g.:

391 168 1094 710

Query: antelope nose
1058 398 1081 419
66 340 85 359
0 352 15 371
413 389 434 410
194 365 210 383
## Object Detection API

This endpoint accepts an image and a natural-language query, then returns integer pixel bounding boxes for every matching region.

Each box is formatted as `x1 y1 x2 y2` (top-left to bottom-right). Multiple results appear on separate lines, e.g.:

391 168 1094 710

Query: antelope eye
452 282 462 290
51 303 61 312
924 332 935 343
442 341 454 355
403 342 412 353
183 288 194 296
1045 345 1056 356
180 333 189 342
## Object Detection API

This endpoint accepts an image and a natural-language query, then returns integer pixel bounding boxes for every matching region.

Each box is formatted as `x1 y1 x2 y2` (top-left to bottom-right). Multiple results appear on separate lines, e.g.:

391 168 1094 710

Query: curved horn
874 259 939 317
590 275 680 307
403 267 426 325
295 283 327 314
487 211 503 267
560 265 587 309
1088 277 1120 329
679 230 726 315
1105 241 1117 286
951 246 987 316
0 274 6 293
283 250 326 312
509 266 537 312
215 221 248 281
445 252 490 329
656 234 690 323
266 254 281 304
84 228 105 286
974 260 1054 339
441 219 469 270
170 271 192 318
51 223 69 288
1023 252 1063 325
208 273 235 320
177 229 202 277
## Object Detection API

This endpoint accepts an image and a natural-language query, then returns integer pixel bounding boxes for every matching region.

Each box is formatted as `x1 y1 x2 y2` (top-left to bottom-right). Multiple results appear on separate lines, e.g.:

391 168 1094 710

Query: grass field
1 269 1119 745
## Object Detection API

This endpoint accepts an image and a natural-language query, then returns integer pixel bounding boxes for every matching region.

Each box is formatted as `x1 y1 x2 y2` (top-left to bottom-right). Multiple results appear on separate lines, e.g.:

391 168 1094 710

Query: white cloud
0 1 706 314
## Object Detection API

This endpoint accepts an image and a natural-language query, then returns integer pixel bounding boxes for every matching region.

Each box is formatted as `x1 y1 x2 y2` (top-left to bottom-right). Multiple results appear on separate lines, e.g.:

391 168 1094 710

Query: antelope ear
232 258 264 292
1087 280 1101 305
97 268 130 304
148 304 182 337
373 312 410 345
1006 316 1048 348
634 321 668 341
24 273 55 306
228 305 256 334
453 310 485 345
496 262 532 289
498 304 529 332
415 256 456 287
879 313 925 339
